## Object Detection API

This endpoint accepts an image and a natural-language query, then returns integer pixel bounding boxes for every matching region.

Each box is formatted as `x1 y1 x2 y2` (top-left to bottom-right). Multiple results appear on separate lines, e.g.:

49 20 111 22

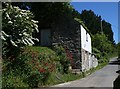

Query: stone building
39 16 98 72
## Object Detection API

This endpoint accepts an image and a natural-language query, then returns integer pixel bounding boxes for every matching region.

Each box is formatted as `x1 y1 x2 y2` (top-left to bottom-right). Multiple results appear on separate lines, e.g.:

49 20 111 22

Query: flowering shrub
17 46 57 87
1 3 39 59
2 3 39 46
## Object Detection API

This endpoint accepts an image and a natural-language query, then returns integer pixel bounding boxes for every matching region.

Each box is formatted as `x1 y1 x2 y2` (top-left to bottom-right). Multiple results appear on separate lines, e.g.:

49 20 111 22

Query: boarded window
41 29 52 46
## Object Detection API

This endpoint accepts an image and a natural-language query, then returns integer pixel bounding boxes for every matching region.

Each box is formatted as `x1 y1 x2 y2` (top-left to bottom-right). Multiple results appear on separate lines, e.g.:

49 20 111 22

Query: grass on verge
41 62 108 87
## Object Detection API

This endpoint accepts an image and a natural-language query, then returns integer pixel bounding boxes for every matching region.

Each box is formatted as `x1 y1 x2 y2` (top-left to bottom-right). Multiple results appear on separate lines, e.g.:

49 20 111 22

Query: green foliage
19 47 57 87
44 72 84 86
92 33 113 56
2 71 29 88
80 10 114 44
2 46 58 88
52 45 70 74
118 42 120 58
92 33 115 63
92 47 101 59
74 18 93 37
81 10 101 34
2 3 39 59
42 60 108 86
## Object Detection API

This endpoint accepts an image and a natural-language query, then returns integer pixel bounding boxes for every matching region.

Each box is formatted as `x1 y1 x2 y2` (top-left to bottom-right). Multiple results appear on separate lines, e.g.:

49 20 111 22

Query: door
41 29 51 46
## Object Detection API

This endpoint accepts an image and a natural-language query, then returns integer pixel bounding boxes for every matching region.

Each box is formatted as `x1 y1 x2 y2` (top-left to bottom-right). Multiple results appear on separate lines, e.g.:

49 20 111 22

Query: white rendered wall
81 25 92 53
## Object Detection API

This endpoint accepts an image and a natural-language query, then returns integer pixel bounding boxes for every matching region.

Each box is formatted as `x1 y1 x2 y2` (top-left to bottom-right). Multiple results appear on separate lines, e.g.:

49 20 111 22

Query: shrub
17 46 57 87
92 47 101 59
2 46 58 88
2 71 29 88
52 45 70 74
2 3 39 60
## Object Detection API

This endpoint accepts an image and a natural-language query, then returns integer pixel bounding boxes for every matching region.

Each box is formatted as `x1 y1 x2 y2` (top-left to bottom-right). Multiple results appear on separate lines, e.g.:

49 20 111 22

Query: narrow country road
53 57 119 87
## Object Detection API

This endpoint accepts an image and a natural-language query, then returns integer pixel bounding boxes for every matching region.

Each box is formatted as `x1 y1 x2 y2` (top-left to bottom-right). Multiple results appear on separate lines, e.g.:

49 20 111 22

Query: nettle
1 3 39 49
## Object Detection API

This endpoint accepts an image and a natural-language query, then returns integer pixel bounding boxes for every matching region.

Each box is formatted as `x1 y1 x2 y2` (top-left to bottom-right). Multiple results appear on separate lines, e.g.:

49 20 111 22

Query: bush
92 47 101 59
2 3 39 61
18 46 58 87
2 71 29 88
52 45 70 74
2 46 58 88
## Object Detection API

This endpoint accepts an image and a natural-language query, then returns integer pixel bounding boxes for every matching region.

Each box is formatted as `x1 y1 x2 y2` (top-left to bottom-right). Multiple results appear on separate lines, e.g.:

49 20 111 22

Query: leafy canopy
92 33 113 56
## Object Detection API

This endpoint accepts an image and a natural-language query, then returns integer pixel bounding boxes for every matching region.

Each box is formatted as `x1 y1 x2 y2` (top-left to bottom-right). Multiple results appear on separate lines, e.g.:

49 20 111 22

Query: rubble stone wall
81 48 98 72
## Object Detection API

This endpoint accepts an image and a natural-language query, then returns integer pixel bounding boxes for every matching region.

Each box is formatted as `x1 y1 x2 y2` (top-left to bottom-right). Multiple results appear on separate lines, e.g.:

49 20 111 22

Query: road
53 57 119 87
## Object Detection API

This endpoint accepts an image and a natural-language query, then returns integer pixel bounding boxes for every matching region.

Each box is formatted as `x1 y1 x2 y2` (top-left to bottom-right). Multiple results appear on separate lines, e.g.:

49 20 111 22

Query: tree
81 10 114 44
2 3 39 58
11 2 75 45
92 33 113 57
102 20 114 44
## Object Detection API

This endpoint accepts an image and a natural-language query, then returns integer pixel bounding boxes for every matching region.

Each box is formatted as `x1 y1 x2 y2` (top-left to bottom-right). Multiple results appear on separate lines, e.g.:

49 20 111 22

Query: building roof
74 18 93 38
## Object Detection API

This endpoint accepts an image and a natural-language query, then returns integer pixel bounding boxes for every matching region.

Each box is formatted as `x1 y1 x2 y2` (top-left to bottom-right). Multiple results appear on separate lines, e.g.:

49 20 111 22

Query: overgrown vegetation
92 33 117 63
3 46 61 88
2 3 39 64
117 42 120 58
52 45 70 74
2 2 118 88
2 45 109 88
43 60 108 86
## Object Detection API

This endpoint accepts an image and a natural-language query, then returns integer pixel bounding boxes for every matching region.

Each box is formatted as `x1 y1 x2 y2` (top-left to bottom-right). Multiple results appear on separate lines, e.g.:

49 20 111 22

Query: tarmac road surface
53 57 119 87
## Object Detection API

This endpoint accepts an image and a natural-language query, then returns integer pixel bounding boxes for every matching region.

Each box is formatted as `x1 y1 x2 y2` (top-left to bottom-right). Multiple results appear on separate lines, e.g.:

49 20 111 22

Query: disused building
38 15 98 71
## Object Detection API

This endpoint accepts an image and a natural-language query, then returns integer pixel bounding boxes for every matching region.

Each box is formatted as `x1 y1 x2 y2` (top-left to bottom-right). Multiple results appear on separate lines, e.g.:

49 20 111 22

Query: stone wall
81 48 98 71
51 16 81 69
39 14 98 71
91 54 98 68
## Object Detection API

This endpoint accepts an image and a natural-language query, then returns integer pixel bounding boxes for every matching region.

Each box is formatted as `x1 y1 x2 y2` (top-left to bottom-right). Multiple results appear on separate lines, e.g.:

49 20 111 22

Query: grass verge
41 62 108 87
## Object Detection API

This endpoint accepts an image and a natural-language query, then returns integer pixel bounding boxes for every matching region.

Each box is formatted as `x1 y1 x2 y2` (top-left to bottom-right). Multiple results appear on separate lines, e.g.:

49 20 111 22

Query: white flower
28 38 34 45
31 20 38 23
19 15 22 18
1 31 9 37
10 40 18 47
26 17 29 19
35 38 39 42
33 24 39 32
21 10 27 12
17 39 21 43
32 38 39 42
1 35 6 40
19 34 22 36
14 6 19 10
22 39 27 45
15 15 18 18
23 32 29 36
24 39 32 46
2 4 39 47
6 13 10 20
8 21 13 24
35 27 39 32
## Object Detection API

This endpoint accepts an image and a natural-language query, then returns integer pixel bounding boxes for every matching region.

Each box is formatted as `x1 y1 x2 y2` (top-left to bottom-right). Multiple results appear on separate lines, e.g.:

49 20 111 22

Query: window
86 32 88 42
41 29 52 46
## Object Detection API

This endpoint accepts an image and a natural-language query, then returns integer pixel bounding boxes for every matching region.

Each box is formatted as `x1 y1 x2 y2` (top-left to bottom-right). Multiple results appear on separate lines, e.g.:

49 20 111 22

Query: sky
70 2 118 44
